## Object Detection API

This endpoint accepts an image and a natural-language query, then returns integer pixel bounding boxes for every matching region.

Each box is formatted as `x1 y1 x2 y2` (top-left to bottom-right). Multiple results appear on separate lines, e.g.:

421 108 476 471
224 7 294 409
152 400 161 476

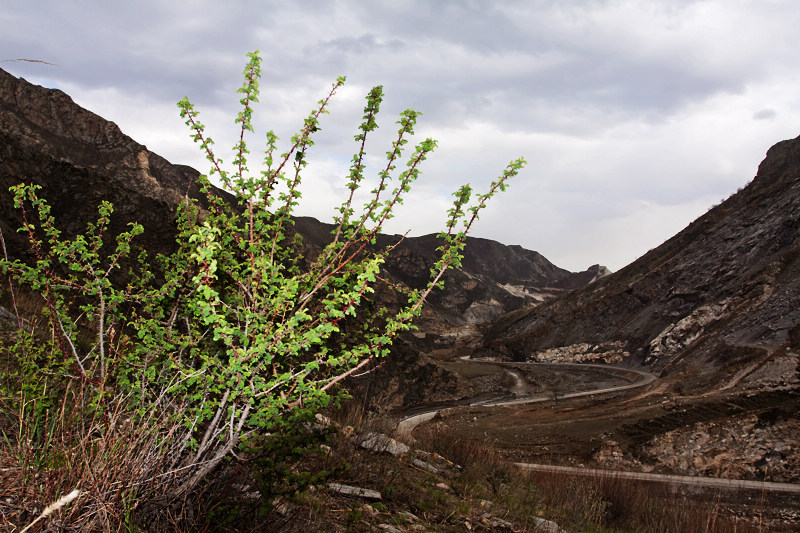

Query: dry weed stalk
19 488 83 533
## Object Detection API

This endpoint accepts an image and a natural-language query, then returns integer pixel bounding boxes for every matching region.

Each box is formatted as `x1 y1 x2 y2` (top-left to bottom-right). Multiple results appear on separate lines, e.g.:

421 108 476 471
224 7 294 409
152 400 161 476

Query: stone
359 432 410 457
531 517 565 532
397 510 419 522
0 306 17 323
361 503 378 517
411 459 441 474
314 413 333 429
327 483 382 500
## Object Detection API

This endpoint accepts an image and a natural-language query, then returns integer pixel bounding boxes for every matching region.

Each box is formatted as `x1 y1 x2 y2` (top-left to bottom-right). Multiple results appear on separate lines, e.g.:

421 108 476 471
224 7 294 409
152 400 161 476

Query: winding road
516 463 800 494
483 360 656 407
398 360 656 436
396 359 800 495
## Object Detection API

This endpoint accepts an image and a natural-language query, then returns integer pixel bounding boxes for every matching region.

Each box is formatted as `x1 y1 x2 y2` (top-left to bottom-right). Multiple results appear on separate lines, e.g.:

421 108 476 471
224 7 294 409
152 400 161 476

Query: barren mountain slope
0 68 598 408
479 133 800 394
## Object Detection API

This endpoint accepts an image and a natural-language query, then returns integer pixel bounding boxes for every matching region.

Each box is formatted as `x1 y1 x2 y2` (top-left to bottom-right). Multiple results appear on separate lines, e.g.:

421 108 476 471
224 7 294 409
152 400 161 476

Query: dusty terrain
405 348 800 480
399 350 800 526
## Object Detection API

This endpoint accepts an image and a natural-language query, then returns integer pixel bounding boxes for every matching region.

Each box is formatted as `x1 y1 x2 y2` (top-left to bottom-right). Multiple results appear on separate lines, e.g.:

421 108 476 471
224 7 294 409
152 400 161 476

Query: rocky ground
637 414 800 482
396 346 800 529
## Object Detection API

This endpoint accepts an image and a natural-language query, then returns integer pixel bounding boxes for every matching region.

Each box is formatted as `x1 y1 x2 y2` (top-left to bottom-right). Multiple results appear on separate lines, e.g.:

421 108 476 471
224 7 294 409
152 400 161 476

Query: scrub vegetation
0 51 523 530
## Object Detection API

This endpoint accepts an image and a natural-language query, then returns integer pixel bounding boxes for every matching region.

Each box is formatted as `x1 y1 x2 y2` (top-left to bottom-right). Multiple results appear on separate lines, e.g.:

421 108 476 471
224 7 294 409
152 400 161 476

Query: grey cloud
2 0 752 130
309 34 406 56
753 108 777 121
2 0 798 271
271 2 752 138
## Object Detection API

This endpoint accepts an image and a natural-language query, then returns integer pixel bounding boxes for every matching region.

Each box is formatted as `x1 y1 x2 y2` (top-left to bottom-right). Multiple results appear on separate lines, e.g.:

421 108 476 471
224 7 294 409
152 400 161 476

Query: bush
0 50 524 528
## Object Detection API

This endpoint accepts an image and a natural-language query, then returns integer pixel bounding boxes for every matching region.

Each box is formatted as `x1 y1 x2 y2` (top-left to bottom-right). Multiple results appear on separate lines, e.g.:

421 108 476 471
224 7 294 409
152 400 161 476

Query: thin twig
0 227 23 330
20 489 83 533
2 58 59 66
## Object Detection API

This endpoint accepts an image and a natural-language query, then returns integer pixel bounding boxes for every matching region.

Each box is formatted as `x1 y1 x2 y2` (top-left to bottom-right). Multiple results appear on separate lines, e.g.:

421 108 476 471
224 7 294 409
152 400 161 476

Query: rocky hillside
0 67 587 301
0 68 603 407
479 133 800 394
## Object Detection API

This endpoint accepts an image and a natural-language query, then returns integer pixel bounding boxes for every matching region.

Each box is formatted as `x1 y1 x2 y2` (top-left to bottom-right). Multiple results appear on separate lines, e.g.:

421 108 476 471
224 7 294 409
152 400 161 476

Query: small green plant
0 50 524 526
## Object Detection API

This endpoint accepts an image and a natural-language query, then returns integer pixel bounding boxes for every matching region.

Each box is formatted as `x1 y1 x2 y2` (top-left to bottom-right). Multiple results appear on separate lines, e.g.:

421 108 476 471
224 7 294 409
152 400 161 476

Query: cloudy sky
3 1 800 272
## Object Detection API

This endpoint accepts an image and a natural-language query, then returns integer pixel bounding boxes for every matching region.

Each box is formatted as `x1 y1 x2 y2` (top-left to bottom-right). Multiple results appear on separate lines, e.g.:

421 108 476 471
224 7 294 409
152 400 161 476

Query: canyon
2 67 799 528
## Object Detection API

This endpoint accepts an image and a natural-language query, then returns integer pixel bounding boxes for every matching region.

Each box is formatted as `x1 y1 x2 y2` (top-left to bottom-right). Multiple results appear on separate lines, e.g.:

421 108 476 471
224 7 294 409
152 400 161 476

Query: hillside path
398 360 656 435
515 463 800 494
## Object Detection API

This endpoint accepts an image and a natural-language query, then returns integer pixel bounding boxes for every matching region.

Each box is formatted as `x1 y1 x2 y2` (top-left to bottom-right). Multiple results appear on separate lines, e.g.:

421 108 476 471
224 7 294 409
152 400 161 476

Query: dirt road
515 463 800 494
398 360 656 435
397 361 799 497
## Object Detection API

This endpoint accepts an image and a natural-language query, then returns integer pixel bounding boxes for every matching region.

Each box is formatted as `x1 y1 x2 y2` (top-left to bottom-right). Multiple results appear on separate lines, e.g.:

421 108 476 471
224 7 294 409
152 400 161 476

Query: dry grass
0 296 795 532
525 468 778 532
0 377 179 531
1 378 795 532
411 422 794 533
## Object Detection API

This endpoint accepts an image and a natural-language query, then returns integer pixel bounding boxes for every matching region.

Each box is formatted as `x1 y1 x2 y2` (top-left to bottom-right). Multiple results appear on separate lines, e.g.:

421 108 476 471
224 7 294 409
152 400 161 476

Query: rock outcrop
639 413 800 482
0 68 217 263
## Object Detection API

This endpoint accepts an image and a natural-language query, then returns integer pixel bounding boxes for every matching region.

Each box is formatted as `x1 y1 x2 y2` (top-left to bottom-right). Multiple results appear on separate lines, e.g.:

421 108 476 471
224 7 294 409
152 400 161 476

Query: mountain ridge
478 131 800 394
0 67 592 294
0 67 605 409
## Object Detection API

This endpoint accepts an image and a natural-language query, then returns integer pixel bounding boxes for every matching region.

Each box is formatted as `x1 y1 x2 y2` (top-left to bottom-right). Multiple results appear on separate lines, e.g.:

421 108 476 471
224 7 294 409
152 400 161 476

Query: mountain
0 69 221 263
0 68 602 407
479 132 800 395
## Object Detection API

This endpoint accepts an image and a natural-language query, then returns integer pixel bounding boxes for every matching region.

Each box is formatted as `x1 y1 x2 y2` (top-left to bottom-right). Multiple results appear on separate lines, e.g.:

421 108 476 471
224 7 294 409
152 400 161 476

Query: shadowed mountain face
480 133 800 394
0 68 599 407
0 68 218 263
0 68 587 315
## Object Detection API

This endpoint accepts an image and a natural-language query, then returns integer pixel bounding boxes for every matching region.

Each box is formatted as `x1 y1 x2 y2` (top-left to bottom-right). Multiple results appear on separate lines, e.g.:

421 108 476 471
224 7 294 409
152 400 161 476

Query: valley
410 362 797 479
398 353 800 527
400 346 799 483
3 66 800 531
